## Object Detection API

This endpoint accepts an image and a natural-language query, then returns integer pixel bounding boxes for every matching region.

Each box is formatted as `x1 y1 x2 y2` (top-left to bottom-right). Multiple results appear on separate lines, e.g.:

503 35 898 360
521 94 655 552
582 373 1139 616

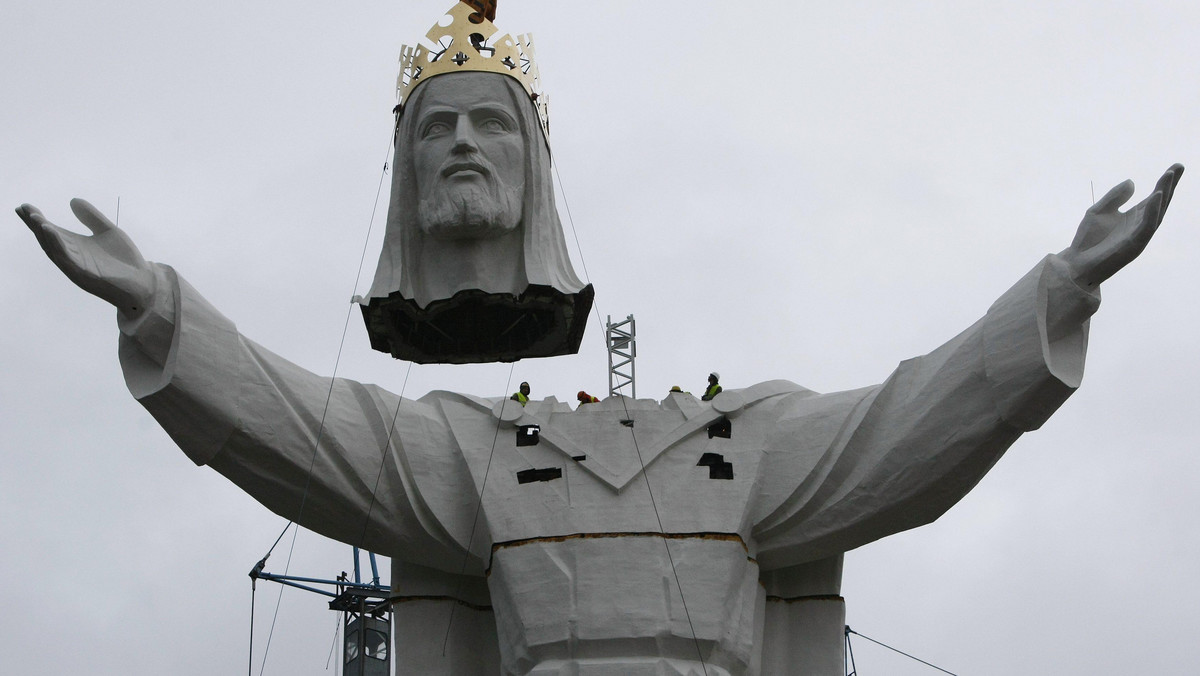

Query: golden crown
397 2 549 135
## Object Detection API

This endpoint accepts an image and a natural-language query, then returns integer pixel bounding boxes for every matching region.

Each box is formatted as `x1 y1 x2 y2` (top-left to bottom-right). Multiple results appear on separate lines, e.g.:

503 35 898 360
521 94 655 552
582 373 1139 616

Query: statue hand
1061 163 1184 288
16 199 155 319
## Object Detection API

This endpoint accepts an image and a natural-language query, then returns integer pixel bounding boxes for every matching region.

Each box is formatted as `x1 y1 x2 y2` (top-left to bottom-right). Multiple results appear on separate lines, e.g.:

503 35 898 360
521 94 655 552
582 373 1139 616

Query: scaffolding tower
606 314 636 398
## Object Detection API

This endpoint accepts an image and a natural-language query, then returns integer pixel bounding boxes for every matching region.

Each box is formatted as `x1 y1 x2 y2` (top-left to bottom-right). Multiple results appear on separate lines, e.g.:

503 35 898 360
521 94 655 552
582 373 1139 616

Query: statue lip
442 160 488 178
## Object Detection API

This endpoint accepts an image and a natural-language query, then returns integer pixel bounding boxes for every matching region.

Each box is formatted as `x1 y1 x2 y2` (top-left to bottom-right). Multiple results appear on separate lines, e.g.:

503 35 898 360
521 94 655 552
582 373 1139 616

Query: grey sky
3 1 1198 673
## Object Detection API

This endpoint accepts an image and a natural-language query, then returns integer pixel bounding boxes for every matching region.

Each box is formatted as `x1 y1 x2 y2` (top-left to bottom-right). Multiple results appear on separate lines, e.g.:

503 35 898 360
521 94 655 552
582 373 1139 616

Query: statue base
360 284 594 364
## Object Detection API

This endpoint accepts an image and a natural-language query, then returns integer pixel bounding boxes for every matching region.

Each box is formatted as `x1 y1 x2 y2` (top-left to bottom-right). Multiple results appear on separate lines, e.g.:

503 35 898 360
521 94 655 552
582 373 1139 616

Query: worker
701 372 722 401
577 391 599 405
511 381 531 406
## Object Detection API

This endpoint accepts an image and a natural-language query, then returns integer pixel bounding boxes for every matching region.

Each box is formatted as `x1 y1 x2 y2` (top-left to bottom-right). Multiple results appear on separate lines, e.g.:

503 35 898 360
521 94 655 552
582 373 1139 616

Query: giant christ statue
14 3 1185 675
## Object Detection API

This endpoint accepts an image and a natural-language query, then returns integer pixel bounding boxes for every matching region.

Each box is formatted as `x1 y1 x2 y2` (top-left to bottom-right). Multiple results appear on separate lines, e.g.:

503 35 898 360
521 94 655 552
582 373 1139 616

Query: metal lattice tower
606 315 636 398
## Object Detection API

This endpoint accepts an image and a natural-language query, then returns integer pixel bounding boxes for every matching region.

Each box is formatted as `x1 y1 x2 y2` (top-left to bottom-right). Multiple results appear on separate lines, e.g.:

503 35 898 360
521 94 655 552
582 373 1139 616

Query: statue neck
412 228 526 306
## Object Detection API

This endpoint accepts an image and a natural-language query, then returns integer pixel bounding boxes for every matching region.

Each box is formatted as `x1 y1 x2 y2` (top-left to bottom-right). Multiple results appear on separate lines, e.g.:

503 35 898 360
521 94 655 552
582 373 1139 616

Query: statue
13 3 1186 675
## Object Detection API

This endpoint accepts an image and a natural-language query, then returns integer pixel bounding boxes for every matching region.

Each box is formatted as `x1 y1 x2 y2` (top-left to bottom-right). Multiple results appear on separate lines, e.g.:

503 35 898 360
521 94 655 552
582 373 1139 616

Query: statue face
412 73 526 240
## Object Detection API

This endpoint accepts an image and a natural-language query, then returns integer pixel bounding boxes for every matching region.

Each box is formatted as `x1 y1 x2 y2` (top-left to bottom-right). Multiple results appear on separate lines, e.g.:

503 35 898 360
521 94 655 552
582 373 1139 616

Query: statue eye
480 117 511 133
421 121 452 138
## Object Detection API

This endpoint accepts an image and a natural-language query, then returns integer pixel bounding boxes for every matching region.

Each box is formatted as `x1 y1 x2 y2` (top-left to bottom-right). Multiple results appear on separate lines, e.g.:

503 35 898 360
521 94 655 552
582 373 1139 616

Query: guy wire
251 132 396 673
269 129 397 551
615 391 711 675
442 362 517 655
552 160 606 333
247 576 256 676
325 613 343 671
352 360 414 552
555 154 708 672
845 627 959 675
256 528 301 676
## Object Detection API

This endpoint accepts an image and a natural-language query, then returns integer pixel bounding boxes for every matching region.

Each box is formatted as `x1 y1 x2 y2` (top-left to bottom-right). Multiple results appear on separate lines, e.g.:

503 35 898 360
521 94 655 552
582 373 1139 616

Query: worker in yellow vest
511 381 530 406
701 372 722 401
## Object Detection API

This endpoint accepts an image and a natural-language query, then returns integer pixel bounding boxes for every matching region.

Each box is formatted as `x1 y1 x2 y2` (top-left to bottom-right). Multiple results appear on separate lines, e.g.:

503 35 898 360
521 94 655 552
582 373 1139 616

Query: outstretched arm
1061 164 1184 288
755 165 1185 567
16 199 156 319
16 198 478 567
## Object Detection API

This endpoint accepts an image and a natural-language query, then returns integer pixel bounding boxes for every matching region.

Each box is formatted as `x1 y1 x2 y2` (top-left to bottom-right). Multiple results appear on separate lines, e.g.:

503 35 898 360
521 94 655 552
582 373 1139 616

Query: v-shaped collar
444 381 805 493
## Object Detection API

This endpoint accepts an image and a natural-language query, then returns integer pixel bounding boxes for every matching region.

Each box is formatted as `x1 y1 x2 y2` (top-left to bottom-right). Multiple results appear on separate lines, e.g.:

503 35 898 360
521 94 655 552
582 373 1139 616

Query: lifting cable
554 159 712 674
844 625 959 675
434 144 604 654
248 131 397 676
552 161 604 333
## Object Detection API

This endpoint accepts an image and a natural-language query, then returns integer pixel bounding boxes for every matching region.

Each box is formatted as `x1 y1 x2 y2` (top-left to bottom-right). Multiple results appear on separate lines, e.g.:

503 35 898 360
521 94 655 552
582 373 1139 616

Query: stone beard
417 177 524 240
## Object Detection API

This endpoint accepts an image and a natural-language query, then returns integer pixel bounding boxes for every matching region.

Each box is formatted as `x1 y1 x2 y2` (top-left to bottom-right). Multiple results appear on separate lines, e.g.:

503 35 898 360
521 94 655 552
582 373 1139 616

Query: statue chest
439 398 772 547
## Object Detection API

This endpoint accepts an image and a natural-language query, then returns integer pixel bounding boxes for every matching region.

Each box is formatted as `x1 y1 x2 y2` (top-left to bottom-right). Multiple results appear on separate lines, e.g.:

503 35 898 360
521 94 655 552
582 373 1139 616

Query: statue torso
404 384 820 675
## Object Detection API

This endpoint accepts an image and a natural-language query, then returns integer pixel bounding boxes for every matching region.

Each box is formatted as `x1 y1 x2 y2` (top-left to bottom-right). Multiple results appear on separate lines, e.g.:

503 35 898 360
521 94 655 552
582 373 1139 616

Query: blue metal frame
249 546 389 599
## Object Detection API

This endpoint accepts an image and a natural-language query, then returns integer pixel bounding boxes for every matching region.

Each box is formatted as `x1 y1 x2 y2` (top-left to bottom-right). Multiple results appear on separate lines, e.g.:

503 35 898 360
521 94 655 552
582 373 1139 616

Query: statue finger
18 206 68 258
15 204 47 232
1091 179 1135 213
69 198 116 235
1156 163 1184 222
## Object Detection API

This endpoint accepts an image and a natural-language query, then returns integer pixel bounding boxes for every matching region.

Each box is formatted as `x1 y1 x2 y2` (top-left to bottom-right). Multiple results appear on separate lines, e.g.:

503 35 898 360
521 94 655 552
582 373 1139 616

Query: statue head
367 70 583 306
359 3 592 364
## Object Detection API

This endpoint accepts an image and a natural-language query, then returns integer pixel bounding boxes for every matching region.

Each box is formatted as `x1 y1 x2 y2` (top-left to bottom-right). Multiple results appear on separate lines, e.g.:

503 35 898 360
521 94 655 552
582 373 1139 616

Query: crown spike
396 2 548 136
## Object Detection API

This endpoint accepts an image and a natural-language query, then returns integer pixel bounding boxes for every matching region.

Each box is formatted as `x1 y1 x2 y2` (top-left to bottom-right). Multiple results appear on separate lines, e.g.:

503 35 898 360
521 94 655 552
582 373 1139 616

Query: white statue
13 4 1186 676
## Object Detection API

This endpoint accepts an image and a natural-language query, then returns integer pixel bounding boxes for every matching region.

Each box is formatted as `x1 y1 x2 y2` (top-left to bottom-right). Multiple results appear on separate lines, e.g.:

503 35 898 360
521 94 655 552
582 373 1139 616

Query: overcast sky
3 1 1199 674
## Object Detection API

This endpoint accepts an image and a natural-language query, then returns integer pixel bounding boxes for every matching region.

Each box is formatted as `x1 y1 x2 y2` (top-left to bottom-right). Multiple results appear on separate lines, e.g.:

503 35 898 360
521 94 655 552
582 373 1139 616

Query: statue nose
452 115 478 152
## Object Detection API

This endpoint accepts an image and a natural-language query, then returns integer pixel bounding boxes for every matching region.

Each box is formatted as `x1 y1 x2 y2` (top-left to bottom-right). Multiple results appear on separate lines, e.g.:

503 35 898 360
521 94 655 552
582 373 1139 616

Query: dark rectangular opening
709 462 734 480
707 417 731 439
697 452 734 480
516 424 541 446
517 467 563 484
